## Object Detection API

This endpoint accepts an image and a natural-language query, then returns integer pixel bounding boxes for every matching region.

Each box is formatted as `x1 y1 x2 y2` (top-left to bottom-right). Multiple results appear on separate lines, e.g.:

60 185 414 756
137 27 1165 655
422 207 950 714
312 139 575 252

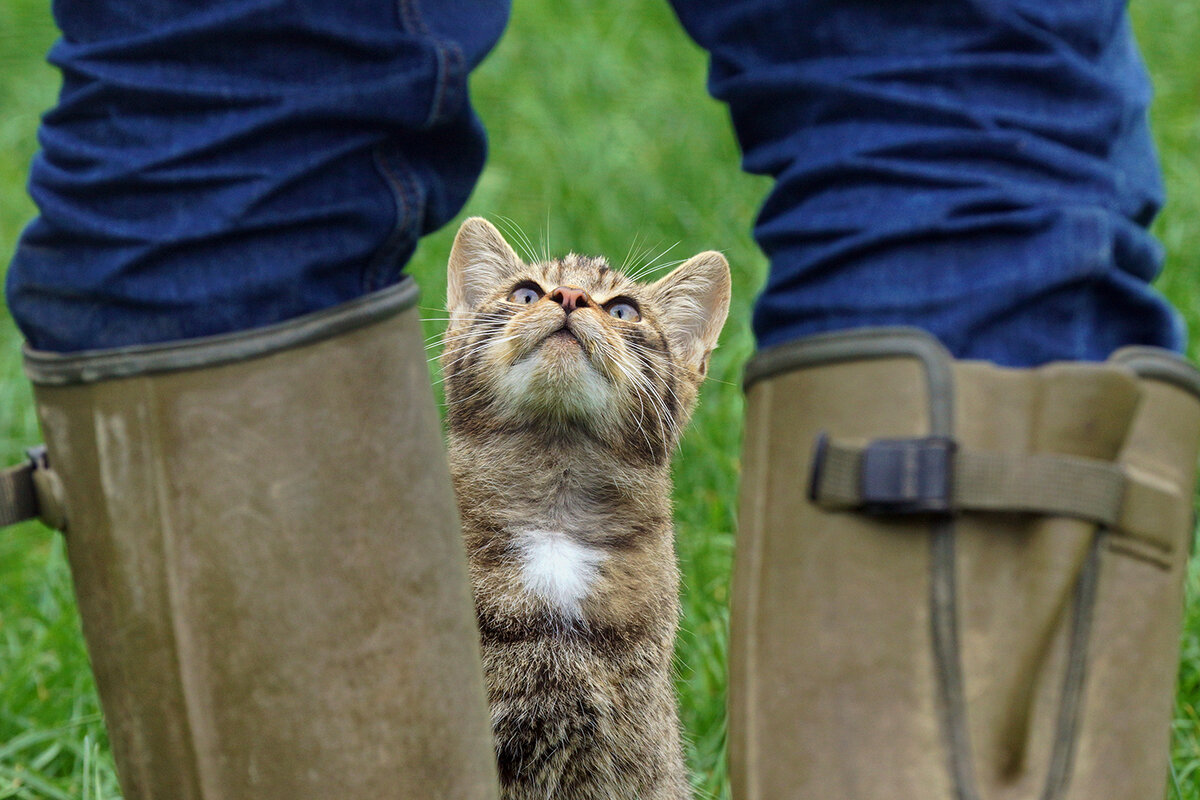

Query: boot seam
1039 530 1104 800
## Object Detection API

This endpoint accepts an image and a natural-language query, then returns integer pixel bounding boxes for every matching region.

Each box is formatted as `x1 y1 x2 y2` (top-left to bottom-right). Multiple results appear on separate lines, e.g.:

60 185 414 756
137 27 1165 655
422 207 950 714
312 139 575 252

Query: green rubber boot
731 328 1200 800
17 280 499 799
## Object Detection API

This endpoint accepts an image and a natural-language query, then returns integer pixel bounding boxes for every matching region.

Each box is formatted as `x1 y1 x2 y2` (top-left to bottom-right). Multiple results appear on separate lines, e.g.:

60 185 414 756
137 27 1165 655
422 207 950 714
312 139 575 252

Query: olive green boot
11 279 499 799
730 328 1200 800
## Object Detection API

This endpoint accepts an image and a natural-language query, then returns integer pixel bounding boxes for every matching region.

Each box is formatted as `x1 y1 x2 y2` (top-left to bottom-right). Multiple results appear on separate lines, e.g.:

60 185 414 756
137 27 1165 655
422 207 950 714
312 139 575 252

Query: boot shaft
732 328 1200 800
24 280 500 800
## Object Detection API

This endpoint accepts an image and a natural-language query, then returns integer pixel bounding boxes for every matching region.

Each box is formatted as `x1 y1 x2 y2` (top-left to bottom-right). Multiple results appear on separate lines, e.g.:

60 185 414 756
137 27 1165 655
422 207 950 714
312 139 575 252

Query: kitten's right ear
447 217 523 323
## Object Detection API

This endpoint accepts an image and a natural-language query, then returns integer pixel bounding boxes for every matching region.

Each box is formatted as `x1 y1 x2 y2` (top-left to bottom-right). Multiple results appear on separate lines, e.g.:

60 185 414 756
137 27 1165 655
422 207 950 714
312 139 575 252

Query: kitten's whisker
423 322 513 346
443 379 493 405
435 337 497 365
619 345 686 424
609 353 656 452
618 231 643 274
633 238 659 270
511 222 538 265
622 240 661 281
620 345 690 413
422 314 511 322
435 333 524 368
638 366 675 442
602 340 670 453
442 330 525 361
628 241 680 281
441 368 503 406
425 331 502 352
425 321 514 347
499 215 539 265
425 326 493 343
494 215 539 264
632 257 688 283
628 236 662 267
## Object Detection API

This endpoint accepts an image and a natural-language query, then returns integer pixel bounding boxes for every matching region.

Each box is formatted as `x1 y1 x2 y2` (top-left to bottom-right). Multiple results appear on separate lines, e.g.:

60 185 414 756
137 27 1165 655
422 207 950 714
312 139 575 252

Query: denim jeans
7 0 509 352
6 0 1185 367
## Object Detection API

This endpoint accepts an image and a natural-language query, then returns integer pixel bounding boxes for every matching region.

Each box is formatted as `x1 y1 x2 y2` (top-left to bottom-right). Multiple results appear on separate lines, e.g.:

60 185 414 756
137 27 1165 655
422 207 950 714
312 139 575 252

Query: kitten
441 217 730 800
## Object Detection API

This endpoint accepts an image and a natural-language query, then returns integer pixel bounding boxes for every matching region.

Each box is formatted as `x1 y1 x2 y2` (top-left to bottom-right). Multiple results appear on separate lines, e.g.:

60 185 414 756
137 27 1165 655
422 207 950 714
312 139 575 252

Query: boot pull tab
0 445 68 532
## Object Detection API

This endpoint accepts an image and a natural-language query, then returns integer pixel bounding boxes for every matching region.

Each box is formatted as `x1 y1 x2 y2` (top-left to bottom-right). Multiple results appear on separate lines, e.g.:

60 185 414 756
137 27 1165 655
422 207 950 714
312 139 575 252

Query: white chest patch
517 530 605 617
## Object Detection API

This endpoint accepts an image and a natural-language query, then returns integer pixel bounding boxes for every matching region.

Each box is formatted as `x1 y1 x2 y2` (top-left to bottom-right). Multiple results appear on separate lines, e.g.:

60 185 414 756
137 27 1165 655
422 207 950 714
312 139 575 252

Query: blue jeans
7 0 508 352
7 0 1185 367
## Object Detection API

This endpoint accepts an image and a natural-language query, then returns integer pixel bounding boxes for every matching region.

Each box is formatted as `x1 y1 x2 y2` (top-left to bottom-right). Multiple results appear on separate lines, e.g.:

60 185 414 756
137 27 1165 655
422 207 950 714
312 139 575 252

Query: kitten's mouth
535 325 598 370
545 327 581 346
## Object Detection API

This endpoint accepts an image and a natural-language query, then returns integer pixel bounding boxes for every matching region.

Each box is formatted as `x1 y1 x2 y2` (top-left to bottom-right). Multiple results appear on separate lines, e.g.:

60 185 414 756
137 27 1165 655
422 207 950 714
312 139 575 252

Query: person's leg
667 1 1200 798
671 0 1183 368
7 0 506 352
4 3 508 798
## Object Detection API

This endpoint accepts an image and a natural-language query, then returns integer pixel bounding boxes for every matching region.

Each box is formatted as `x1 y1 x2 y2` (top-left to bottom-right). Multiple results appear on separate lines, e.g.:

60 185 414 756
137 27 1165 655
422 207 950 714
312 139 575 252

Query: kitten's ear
447 217 523 322
649 251 731 374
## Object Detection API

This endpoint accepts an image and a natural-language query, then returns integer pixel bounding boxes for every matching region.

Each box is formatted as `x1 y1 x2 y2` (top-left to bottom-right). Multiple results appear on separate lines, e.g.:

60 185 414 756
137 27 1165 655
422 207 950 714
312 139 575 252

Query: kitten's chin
497 350 617 426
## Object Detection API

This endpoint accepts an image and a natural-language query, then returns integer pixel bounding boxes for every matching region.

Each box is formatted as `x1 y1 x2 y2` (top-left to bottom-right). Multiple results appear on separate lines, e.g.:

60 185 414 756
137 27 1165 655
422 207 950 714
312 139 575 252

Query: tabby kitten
441 217 730 800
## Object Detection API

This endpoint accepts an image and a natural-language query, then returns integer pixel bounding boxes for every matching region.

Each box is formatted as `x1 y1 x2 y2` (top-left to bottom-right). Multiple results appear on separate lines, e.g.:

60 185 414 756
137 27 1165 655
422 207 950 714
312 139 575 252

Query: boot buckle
811 434 958 515
859 437 956 514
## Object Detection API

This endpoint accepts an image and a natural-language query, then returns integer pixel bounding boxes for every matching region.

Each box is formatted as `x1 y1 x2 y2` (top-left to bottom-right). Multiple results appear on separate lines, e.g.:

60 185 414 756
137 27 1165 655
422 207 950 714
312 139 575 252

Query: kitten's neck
448 427 673 541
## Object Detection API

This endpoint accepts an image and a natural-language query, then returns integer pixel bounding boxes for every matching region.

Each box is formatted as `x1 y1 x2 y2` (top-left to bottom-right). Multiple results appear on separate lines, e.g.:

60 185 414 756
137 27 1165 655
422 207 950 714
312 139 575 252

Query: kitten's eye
606 301 641 323
508 283 543 305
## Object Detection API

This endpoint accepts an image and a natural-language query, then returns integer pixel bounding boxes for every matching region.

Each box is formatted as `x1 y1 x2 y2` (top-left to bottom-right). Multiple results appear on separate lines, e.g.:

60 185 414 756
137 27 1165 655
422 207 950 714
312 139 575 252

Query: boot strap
0 446 67 530
810 434 1186 555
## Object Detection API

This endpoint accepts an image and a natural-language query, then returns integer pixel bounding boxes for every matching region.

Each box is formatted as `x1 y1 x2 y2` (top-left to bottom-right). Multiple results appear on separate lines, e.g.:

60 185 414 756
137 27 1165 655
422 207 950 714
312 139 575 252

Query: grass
0 0 1197 798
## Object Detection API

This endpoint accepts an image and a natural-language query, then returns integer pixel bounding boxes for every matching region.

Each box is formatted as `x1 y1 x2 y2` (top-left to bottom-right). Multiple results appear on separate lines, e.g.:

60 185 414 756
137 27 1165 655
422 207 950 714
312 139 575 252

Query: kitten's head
442 217 730 462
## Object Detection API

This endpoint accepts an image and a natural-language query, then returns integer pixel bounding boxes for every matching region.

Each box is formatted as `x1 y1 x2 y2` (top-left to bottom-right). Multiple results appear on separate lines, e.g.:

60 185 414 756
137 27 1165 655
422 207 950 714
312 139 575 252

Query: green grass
0 1 1198 798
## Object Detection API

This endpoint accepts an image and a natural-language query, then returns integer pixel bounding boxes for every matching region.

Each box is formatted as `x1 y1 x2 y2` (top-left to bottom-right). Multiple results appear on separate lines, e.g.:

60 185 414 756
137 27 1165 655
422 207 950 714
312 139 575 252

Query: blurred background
1 0 1197 797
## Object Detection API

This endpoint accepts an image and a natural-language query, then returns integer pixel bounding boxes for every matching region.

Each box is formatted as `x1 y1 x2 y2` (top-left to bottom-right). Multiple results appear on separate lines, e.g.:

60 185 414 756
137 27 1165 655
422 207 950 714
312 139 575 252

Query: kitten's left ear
649 251 732 374
447 217 523 323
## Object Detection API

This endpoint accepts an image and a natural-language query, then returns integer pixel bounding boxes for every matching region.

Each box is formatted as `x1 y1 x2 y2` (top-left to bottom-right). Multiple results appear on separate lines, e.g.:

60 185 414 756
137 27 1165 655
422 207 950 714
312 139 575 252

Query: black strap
0 464 38 527
809 434 1180 549
0 447 47 528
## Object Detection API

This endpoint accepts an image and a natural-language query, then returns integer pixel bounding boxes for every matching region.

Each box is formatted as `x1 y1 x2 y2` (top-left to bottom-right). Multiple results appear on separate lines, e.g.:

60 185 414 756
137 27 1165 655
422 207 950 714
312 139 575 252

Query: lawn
1 1 1198 798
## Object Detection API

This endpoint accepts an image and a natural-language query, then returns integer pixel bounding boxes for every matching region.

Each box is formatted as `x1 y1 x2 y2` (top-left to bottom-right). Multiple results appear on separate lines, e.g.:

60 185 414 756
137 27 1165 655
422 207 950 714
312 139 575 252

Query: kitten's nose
549 286 592 312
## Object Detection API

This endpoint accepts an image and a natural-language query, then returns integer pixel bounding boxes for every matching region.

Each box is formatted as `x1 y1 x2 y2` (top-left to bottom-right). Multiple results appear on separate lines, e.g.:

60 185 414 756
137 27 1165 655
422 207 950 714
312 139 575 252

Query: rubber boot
730 327 1200 800
21 279 499 800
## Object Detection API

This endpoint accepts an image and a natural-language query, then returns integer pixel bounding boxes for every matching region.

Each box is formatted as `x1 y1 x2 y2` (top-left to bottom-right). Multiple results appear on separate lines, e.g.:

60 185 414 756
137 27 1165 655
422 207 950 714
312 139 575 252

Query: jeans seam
396 0 466 129
397 0 430 36
366 0 466 291
427 40 466 129
365 145 421 292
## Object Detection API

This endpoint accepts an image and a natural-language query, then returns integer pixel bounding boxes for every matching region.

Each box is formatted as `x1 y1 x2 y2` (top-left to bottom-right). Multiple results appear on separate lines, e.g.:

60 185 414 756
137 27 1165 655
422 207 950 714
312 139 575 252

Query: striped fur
442 218 730 800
